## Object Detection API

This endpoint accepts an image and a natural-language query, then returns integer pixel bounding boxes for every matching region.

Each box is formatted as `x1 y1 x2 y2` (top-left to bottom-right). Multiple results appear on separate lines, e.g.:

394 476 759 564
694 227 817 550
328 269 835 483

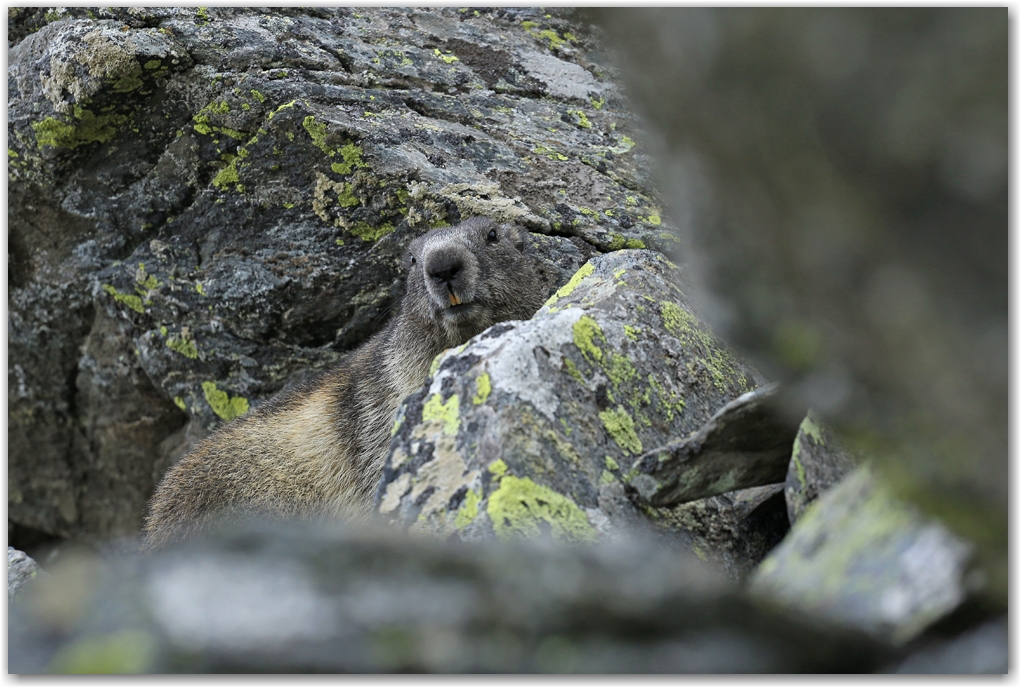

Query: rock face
8 547 47 603
591 7 1007 600
8 521 891 674
627 383 801 507
377 249 783 577
8 7 671 546
784 412 859 523
751 465 975 646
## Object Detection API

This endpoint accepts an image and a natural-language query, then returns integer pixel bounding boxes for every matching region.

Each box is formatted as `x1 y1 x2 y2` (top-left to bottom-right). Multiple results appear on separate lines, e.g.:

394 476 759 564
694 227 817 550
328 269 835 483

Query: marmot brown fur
143 218 548 549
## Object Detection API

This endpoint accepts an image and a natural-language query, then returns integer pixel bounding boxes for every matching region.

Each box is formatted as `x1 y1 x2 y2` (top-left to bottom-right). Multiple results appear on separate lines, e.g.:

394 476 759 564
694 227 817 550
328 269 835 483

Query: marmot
143 218 548 549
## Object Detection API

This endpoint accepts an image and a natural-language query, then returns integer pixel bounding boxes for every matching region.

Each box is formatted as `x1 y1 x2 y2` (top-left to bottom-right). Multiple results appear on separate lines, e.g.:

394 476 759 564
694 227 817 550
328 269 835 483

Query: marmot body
144 218 548 549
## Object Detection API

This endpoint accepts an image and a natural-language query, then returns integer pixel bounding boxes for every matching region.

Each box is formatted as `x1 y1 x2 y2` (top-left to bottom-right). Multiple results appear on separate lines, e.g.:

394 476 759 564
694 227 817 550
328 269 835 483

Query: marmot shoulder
143 218 549 549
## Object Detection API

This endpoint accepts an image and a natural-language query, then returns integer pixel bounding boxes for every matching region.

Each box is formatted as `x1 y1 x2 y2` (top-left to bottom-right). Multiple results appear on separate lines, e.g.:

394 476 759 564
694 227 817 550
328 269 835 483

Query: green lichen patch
454 488 481 529
212 158 240 189
173 396 187 412
49 629 156 674
607 233 645 250
347 221 394 242
572 315 605 365
624 325 640 341
600 470 616 485
562 357 584 384
566 109 591 129
543 262 593 309
533 144 568 161
486 475 596 543
422 393 460 436
101 284 144 314
599 406 642 456
32 109 126 150
605 455 619 471
302 115 334 156
488 458 508 478
433 47 459 64
333 143 369 174
660 300 749 393
473 373 491 405
606 353 636 387
166 334 198 359
201 381 249 422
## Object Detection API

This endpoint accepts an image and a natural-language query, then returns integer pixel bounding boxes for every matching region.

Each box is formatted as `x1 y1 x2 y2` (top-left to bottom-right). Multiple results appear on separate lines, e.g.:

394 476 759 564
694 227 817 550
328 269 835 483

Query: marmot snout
143 217 548 549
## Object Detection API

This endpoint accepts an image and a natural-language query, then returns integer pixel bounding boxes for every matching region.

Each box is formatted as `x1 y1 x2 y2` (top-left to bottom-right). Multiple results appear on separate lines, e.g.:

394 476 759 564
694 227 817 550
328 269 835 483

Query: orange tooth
449 292 461 306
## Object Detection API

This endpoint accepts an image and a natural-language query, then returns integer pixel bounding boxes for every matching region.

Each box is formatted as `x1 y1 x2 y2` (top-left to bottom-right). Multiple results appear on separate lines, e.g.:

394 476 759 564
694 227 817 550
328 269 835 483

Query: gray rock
9 547 46 603
660 484 790 582
8 8 673 545
750 465 975 646
591 7 1006 603
627 383 801 507
784 412 860 524
891 617 1007 674
378 249 778 576
8 521 891 673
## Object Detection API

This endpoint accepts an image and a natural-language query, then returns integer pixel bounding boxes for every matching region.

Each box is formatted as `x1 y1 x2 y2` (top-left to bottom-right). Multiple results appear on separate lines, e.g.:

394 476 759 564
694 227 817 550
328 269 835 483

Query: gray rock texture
627 383 800 507
591 7 1007 603
8 547 47 603
377 249 779 578
784 412 860 523
8 521 891 673
8 7 668 546
751 465 975 646
891 617 1007 674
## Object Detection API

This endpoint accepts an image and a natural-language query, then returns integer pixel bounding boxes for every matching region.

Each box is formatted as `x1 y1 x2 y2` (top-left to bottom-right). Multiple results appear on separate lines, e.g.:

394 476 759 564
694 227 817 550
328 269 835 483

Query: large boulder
8 8 671 546
377 249 789 578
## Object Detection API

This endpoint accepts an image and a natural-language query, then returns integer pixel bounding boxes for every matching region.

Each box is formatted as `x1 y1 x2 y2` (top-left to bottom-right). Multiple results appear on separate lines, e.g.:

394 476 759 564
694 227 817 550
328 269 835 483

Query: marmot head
401 217 546 346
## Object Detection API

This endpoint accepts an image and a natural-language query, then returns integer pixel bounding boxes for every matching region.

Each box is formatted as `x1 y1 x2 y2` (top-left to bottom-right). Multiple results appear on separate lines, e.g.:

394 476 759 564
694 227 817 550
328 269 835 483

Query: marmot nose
426 253 463 285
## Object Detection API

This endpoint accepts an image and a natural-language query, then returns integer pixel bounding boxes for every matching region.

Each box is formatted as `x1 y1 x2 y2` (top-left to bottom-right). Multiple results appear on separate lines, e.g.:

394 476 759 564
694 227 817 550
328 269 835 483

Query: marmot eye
487 229 498 242
410 256 416 265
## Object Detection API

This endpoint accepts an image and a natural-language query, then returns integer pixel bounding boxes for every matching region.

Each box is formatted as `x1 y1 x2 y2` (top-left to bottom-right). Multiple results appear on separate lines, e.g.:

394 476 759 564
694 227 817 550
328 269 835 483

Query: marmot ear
506 223 526 252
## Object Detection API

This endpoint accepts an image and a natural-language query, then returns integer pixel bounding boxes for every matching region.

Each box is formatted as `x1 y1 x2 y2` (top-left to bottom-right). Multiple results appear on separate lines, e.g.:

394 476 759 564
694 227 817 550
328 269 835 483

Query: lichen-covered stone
750 465 974 646
378 249 775 574
784 412 860 524
627 383 801 507
8 8 663 545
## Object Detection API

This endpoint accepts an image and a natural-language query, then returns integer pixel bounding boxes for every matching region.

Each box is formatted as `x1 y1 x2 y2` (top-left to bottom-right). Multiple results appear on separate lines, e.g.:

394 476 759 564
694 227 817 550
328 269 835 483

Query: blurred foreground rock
9 521 891 674
891 617 1007 674
751 465 976 646
591 6 1007 601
